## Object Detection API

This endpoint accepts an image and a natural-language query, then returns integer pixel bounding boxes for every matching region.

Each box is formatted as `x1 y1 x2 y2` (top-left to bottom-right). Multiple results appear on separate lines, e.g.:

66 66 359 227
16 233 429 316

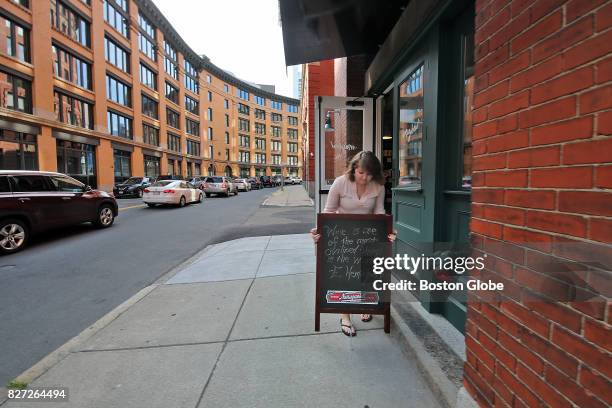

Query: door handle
18 198 30 202
62 197 72 200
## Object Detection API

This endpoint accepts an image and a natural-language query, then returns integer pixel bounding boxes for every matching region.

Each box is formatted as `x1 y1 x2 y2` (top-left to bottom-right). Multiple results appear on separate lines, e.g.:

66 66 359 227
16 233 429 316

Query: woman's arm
374 184 385 214
322 176 342 213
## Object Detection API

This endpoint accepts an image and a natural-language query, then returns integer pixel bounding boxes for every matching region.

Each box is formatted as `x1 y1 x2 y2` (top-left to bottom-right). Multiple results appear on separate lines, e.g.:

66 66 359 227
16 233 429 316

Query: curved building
0 0 301 190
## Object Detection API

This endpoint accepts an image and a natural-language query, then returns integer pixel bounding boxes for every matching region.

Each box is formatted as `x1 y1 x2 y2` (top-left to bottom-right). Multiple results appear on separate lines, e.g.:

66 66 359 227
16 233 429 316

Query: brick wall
466 0 611 407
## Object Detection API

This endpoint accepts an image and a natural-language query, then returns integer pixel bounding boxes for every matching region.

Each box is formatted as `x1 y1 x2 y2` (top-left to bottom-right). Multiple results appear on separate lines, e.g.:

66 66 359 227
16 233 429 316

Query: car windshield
209 177 223 183
124 177 143 185
151 180 176 187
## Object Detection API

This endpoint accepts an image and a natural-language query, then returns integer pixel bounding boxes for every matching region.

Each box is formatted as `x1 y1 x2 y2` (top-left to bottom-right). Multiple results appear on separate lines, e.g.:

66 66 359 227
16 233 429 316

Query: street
0 187 314 387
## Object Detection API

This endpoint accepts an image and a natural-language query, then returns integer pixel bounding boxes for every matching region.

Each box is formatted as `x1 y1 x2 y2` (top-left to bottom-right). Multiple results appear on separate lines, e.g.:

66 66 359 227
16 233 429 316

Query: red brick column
466 0 611 407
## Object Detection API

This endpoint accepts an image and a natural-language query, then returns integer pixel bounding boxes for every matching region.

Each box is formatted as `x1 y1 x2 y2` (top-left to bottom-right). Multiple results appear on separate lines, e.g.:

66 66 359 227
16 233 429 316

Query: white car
233 178 251 192
143 180 203 207
292 177 302 184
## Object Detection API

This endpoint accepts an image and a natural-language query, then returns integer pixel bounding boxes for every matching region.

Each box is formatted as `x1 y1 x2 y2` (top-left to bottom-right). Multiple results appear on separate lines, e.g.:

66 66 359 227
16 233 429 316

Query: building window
270 100 282 110
288 104 298 113
224 131 229 144
225 148 229 160
164 40 178 80
271 126 281 137
103 0 128 38
168 133 180 152
185 95 199 115
56 140 96 187
238 103 249 115
144 155 160 177
399 64 424 187
0 16 29 62
143 123 159 146
288 128 298 140
223 83 229 92
165 82 178 104
239 134 249 148
0 70 31 113
166 108 180 129
208 145 213 159
52 45 91 89
50 0 91 47
271 140 281 152
106 75 131 107
11 0 29 7
288 116 298 125
271 113 282 122
206 74 211 83
207 107 213 121
224 99 229 109
140 63 157 90
255 138 266 150
254 95 265 106
54 91 93 129
225 114 230 127
186 119 200 136
104 36 129 73
239 151 250 163
237 88 249 100
255 109 266 120
207 127 213 140
288 142 298 153
138 12 156 61
141 93 158 119
207 91 212 102
272 154 281 165
107 110 132 138
255 123 266 135
184 59 199 94
238 118 249 132
194 162 201 176
113 149 131 182
187 139 200 156
288 155 298 166
255 153 266 164
0 130 37 170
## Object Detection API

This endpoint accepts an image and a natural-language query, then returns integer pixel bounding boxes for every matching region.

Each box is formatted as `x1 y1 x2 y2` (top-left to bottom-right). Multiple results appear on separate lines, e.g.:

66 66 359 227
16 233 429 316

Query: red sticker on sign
326 290 379 304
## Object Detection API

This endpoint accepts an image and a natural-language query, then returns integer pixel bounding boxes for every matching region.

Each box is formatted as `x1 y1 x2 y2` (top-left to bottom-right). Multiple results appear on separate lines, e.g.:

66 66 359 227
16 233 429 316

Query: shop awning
279 0 409 66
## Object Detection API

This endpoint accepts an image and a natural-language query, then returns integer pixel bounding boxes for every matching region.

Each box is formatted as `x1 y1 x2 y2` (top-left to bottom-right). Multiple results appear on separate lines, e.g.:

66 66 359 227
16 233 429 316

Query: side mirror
85 185 93 192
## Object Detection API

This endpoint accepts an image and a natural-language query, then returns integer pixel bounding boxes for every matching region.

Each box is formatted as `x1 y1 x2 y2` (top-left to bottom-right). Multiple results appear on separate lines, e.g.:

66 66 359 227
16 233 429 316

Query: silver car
233 178 251 192
202 176 237 197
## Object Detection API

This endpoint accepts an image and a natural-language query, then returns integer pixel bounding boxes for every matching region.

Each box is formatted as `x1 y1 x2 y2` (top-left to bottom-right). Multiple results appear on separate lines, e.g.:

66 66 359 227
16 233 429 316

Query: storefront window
56 139 96 187
398 64 424 188
462 34 474 189
0 130 37 170
144 155 160 178
113 149 131 183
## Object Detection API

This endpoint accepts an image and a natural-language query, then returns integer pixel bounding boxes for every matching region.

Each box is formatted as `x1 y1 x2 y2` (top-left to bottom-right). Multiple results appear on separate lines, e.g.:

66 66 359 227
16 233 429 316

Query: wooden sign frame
315 213 393 333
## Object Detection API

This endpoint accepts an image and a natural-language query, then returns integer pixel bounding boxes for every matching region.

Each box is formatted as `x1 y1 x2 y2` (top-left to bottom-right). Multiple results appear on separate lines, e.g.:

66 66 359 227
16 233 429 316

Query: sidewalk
2 234 441 408
261 184 313 206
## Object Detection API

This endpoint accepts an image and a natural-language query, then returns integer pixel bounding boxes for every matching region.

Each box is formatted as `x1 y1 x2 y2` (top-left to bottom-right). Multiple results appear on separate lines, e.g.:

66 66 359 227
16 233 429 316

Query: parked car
260 176 274 187
248 177 263 190
113 176 155 198
284 176 295 185
143 180 202 207
189 176 206 189
292 176 303 184
202 176 237 197
272 175 283 186
233 178 251 192
0 171 118 254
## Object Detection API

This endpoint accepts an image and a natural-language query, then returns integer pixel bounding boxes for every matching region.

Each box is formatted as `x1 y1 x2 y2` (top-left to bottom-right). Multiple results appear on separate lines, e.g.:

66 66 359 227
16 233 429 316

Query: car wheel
137 189 143 198
179 196 186 207
198 194 203 203
0 219 28 254
94 205 115 228
235 189 238 196
205 193 211 198
224 189 229 197
146 203 156 207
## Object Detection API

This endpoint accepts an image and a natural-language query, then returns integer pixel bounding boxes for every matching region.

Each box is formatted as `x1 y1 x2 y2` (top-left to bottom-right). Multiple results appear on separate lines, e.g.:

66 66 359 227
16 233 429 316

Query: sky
151 0 297 98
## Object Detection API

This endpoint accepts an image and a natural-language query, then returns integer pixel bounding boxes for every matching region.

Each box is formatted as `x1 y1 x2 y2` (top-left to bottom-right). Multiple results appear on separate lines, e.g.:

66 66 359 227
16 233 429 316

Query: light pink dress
323 174 385 215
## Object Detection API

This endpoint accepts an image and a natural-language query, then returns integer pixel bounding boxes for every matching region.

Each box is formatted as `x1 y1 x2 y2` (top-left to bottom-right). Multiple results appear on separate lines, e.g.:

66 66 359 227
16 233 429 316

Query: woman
311 151 396 337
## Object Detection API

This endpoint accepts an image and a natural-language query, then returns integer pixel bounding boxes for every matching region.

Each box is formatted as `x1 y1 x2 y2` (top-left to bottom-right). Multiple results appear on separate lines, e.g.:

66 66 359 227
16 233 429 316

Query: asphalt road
0 187 314 386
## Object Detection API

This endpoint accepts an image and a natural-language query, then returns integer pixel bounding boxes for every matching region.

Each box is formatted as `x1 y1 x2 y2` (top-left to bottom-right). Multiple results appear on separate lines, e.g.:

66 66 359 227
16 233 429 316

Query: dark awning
279 0 409 66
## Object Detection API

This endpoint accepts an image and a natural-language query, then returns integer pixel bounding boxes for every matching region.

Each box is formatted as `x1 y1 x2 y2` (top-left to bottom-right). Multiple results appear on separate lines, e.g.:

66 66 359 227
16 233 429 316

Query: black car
0 171 118 254
113 176 155 198
248 178 263 189
260 176 274 187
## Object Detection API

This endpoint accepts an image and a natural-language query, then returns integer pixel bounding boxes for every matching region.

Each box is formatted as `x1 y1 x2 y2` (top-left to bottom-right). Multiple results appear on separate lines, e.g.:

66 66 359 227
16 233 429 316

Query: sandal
361 314 373 322
340 318 356 337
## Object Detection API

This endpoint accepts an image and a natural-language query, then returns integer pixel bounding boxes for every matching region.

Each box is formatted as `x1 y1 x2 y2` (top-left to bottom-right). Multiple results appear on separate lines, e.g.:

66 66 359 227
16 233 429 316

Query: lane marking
119 204 146 211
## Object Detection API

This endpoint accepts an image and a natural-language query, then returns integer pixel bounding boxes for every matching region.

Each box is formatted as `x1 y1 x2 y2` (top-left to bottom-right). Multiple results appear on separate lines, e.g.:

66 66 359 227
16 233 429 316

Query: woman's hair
344 151 385 185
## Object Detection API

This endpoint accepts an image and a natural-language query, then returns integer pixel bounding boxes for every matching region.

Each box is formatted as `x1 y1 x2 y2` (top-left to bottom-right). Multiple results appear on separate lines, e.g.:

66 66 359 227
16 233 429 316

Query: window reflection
398 65 424 187
462 34 475 189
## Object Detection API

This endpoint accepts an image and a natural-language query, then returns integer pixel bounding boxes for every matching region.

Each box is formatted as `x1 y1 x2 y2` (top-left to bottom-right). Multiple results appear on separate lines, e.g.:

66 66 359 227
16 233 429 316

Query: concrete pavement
2 233 441 408
261 184 313 206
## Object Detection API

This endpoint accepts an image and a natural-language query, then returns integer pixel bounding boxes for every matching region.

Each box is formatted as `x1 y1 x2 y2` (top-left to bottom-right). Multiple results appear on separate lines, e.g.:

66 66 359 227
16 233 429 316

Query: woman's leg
339 313 355 336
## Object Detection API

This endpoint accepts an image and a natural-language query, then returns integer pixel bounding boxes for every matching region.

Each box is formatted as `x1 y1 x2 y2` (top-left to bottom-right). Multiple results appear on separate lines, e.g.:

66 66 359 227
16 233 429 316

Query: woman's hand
388 230 397 242
311 227 321 243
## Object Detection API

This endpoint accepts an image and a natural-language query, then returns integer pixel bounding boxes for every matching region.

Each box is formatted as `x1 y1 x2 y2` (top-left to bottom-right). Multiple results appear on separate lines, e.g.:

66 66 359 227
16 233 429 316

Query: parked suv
202 176 237 197
0 171 118 254
260 176 274 187
248 177 262 190
113 176 155 198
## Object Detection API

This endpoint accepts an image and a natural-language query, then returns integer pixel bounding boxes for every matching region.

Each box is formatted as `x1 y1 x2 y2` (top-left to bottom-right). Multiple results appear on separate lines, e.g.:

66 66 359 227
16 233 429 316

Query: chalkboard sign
315 213 393 333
